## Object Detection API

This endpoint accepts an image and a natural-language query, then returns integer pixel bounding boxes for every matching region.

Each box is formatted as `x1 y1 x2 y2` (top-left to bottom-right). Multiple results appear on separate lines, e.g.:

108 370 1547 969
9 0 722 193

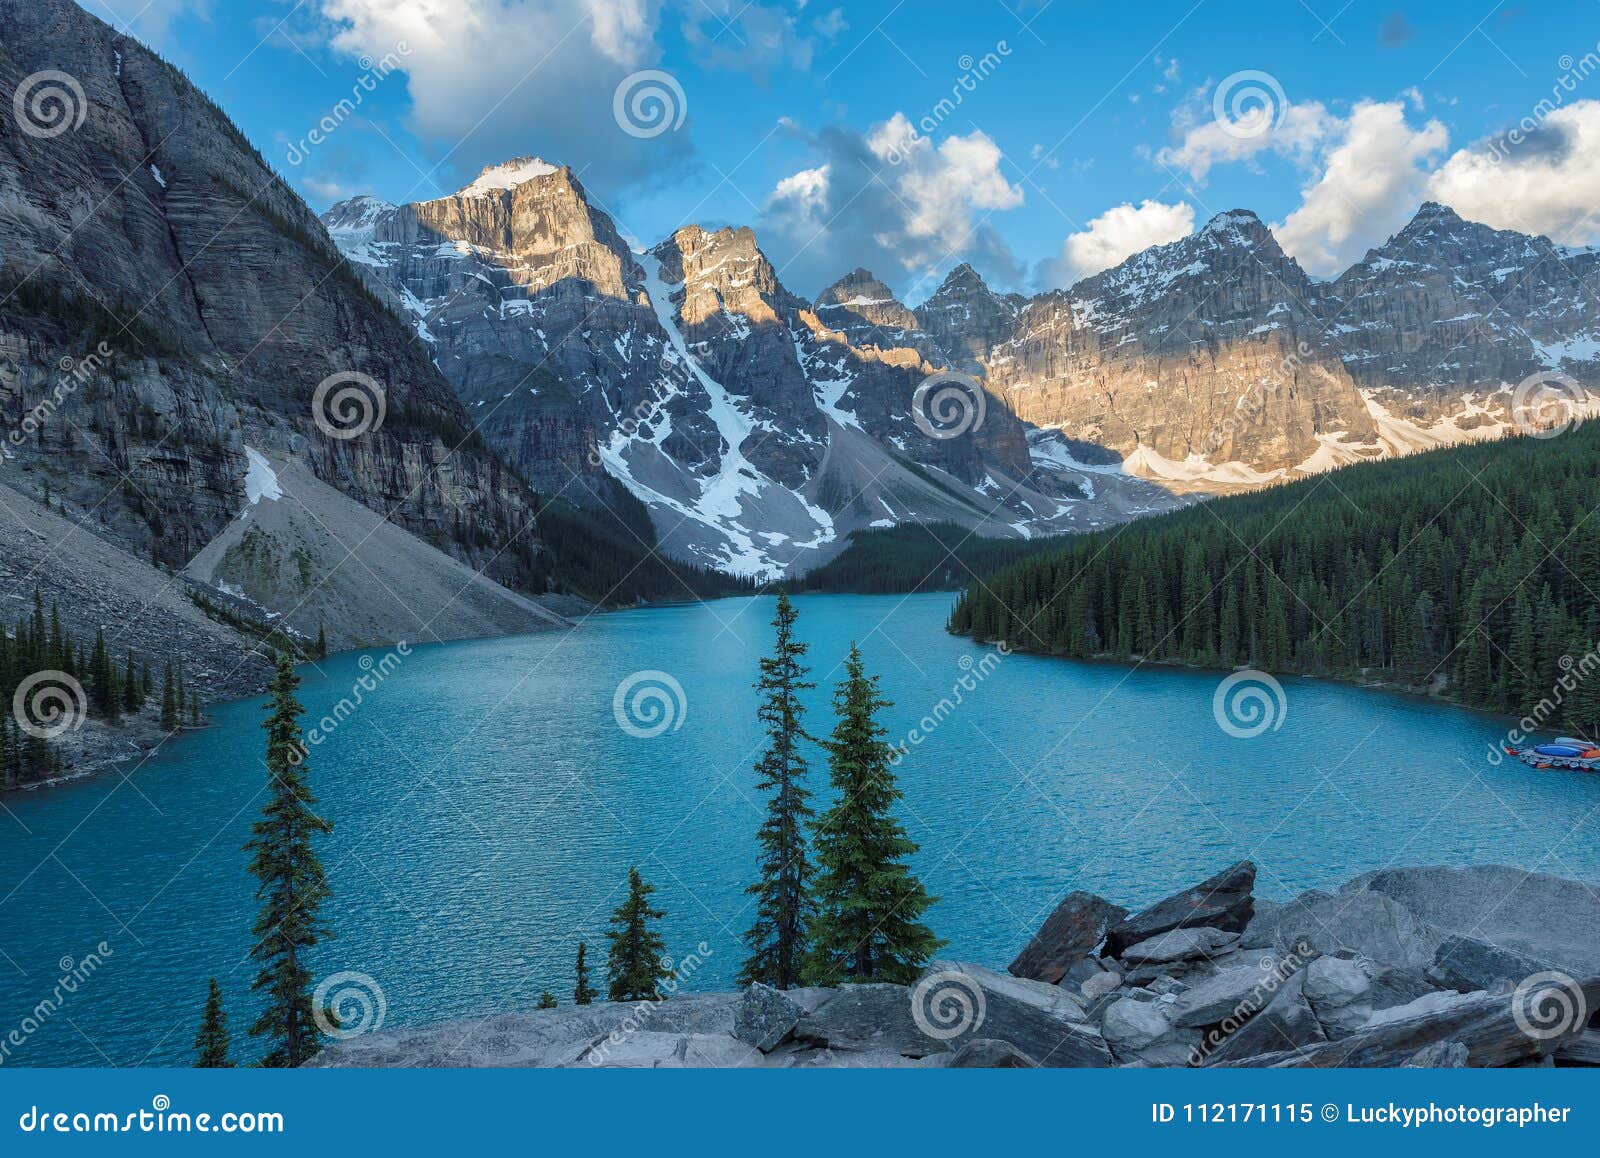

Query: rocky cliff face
0 0 546 590
326 180 1167 575
986 211 1380 482
914 263 1025 377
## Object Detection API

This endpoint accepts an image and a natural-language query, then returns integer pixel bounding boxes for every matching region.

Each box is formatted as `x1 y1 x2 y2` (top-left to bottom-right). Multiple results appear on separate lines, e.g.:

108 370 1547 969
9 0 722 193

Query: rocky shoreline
313 862 1600 1068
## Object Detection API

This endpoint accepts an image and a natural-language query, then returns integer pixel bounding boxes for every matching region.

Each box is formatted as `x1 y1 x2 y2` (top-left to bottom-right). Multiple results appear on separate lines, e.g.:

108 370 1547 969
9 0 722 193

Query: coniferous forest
949 427 1600 734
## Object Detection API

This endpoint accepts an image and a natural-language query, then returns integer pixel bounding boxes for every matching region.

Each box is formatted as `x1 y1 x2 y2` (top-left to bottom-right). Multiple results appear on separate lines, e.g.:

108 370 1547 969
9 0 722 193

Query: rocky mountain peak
453 156 561 198
914 263 1019 374
814 267 925 347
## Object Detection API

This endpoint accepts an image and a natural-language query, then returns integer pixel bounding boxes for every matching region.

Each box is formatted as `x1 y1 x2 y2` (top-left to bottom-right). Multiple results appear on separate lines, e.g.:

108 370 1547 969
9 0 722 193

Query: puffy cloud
681 1 819 78
1274 100 1448 275
1043 199 1195 287
1157 89 1334 181
1427 101 1600 246
318 0 687 194
761 113 1025 298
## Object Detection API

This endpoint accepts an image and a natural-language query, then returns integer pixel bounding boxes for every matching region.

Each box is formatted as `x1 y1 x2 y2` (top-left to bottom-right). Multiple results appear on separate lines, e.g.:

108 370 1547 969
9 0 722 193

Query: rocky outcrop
1008 890 1127 984
914 263 1025 377
313 862 1600 1069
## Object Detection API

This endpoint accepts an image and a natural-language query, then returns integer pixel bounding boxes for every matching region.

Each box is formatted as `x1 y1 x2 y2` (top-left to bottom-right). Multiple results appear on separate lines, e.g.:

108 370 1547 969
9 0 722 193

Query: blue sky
82 1 1599 300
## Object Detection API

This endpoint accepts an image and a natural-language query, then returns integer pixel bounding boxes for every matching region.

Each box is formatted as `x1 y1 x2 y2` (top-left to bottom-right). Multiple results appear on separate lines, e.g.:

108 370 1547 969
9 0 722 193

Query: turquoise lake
3 592 1598 1067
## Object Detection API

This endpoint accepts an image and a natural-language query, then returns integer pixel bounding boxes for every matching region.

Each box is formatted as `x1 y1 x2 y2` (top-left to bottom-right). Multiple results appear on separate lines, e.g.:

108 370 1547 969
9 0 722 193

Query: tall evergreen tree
244 655 333 1067
194 978 233 1067
160 662 179 731
573 941 596 1006
807 645 942 985
605 867 669 1003
536 989 558 1010
122 652 140 714
806 646 940 978
738 593 816 990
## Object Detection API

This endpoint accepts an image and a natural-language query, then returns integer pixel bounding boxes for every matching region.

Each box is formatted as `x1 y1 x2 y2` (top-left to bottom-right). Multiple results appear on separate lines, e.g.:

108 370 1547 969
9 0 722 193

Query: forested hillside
798 523 1063 593
949 429 1600 733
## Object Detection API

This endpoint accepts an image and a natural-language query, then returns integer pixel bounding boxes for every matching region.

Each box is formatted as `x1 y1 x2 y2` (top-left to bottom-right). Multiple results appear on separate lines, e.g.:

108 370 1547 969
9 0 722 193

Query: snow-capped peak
455 157 559 197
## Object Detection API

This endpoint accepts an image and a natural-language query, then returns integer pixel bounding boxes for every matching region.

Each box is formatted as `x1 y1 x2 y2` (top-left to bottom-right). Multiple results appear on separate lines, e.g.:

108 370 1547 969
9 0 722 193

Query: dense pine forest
1 592 190 787
798 522 1062 594
949 428 1600 734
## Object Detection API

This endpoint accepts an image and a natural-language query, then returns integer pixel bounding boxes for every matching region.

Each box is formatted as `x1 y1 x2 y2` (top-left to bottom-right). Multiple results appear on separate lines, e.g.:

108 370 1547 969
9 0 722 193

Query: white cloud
1045 199 1195 287
1157 90 1333 181
1427 101 1600 246
760 113 1025 297
87 0 212 45
317 0 681 194
1274 100 1448 276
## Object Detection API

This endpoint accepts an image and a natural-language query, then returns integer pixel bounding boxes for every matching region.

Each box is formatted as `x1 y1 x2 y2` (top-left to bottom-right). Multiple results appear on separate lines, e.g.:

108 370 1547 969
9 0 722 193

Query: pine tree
738 593 816 990
573 941 596 1006
122 652 140 714
605 867 669 1003
194 978 233 1067
807 644 942 986
244 655 333 1067
536 989 558 1010
316 624 328 661
159 662 179 730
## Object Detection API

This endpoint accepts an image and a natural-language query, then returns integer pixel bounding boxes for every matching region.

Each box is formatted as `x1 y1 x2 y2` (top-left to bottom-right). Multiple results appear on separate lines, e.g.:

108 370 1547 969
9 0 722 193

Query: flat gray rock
1009 891 1128 984
792 984 942 1057
1345 865 1600 974
943 1038 1041 1068
1171 951 1305 1028
914 961 1110 1067
1404 1040 1470 1067
1121 926 1241 964
1105 861 1257 958
1242 887 1438 969
1427 935 1550 994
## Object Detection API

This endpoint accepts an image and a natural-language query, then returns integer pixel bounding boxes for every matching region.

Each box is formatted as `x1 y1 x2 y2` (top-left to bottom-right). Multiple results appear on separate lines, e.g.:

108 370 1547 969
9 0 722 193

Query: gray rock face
792 984 944 1058
915 961 1110 1067
1404 1040 1470 1068
733 984 805 1052
913 263 1025 377
1105 861 1257 958
1101 997 1201 1066
1009 891 1128 983
1302 955 1374 1038
1242 888 1438 969
1345 865 1600 975
1202 970 1327 1065
1170 951 1306 1028
1428 935 1550 994
1120 926 1241 964
943 1038 1040 1068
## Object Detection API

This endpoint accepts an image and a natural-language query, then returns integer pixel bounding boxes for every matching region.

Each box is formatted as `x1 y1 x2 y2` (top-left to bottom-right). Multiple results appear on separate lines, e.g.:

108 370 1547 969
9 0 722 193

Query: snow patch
243 447 283 507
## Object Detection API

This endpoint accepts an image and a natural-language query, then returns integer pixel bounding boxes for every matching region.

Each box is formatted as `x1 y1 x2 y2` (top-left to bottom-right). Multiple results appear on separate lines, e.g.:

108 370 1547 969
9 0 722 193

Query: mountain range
323 165 1600 574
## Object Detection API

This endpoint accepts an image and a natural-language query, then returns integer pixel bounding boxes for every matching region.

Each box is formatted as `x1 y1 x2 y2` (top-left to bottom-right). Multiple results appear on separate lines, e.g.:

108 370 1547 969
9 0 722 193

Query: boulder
1237 976 1600 1068
1081 971 1123 1002
943 1038 1041 1068
792 984 943 1058
1009 891 1128 983
1428 935 1550 994
1101 998 1202 1067
1555 1029 1600 1066
1201 970 1327 1065
1105 861 1257 958
734 984 805 1052
1241 887 1438 969
1120 926 1241 964
1171 952 1305 1028
913 961 1111 1067
1345 865 1600 974
1302 955 1373 1038
1404 1040 1470 1067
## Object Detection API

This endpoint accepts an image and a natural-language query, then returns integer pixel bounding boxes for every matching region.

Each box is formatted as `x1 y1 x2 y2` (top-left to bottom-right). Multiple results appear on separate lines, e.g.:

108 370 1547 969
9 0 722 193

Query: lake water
3 593 1598 1066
